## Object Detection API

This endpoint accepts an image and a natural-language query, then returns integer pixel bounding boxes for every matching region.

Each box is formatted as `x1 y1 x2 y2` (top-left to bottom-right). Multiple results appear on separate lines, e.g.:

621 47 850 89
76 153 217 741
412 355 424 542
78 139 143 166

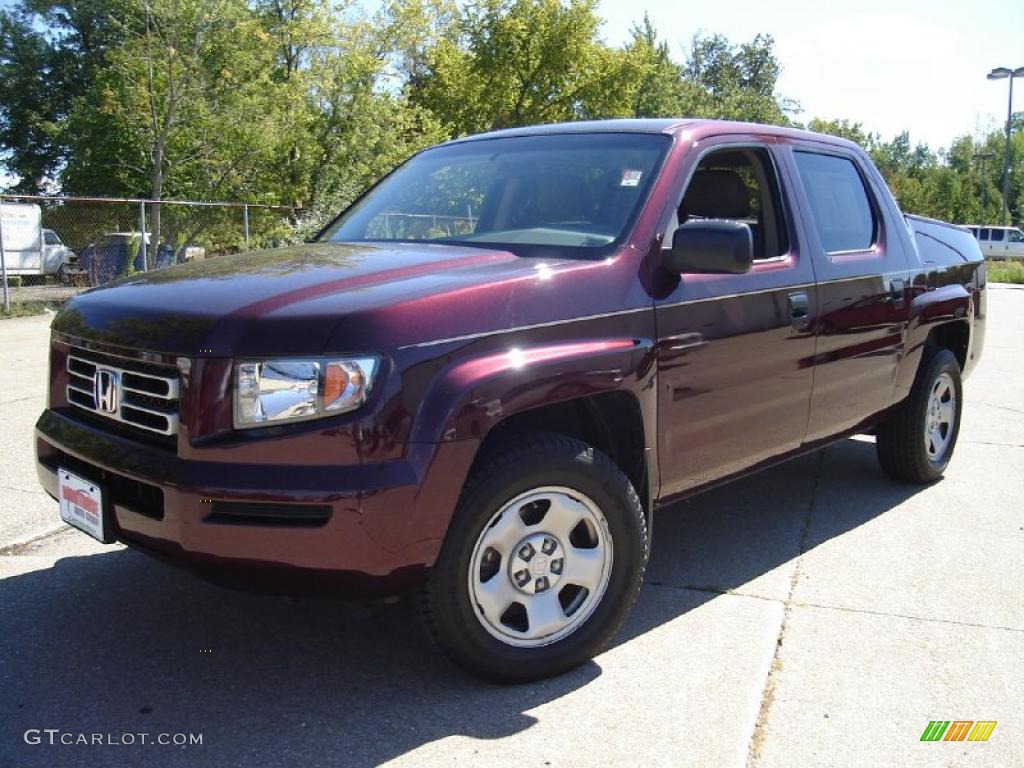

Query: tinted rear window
990 228 1004 242
793 152 875 253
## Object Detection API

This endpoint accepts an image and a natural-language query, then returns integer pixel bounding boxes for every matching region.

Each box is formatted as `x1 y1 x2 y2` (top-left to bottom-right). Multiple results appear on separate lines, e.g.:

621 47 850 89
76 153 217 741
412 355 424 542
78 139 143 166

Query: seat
679 169 751 221
679 169 763 258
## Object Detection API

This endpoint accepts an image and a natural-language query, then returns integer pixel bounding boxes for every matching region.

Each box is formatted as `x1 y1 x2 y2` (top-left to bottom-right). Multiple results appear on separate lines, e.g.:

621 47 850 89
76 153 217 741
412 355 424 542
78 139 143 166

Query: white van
962 225 1024 260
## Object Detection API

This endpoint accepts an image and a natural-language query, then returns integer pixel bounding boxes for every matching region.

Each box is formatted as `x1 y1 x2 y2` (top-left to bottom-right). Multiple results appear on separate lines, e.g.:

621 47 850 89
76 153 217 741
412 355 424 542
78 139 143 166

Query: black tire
422 430 648 683
877 348 963 483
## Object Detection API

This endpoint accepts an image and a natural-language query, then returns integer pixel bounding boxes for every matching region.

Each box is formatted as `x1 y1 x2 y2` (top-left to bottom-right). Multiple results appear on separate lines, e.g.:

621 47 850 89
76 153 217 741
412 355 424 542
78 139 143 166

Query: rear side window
990 228 1005 242
793 151 875 253
979 228 990 240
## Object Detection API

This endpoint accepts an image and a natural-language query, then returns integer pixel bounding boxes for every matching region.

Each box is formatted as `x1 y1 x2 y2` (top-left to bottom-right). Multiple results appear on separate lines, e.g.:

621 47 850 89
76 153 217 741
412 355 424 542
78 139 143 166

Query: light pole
973 151 995 215
987 66 1024 223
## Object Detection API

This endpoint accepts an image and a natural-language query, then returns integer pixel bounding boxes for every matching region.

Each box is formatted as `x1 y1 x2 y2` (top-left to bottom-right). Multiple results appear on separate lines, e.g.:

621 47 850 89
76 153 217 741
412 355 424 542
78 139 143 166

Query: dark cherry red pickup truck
36 119 986 681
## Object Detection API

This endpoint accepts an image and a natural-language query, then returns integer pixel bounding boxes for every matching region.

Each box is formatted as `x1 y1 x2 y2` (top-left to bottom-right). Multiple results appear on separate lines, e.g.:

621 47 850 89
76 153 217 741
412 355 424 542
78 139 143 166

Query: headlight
234 357 379 429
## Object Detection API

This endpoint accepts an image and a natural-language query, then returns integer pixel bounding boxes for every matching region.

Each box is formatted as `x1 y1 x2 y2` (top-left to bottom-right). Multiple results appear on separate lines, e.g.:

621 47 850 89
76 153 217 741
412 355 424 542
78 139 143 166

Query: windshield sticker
620 170 643 187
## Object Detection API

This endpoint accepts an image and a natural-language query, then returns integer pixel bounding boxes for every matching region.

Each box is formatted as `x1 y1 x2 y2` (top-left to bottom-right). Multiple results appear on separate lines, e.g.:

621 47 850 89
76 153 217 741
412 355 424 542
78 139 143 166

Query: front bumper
35 409 473 596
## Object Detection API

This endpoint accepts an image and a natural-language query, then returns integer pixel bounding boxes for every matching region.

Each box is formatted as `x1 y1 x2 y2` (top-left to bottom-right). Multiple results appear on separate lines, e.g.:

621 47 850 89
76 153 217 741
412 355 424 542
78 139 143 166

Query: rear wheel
877 348 963 483
422 431 648 683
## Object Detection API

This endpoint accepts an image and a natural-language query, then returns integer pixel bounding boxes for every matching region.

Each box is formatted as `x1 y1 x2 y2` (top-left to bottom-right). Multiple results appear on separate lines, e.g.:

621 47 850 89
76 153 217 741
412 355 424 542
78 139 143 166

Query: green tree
0 0 131 190
410 0 636 135
680 32 794 123
623 14 686 118
806 117 877 148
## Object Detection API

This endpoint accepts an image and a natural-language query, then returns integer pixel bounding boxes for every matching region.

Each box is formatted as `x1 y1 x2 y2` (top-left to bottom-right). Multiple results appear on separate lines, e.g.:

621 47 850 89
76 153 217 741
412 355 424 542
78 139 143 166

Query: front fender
408 337 652 444
393 336 658 568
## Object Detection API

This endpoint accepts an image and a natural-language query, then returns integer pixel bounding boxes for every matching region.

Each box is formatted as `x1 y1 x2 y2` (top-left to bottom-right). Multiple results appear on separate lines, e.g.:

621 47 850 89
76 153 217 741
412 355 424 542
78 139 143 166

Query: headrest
681 169 751 220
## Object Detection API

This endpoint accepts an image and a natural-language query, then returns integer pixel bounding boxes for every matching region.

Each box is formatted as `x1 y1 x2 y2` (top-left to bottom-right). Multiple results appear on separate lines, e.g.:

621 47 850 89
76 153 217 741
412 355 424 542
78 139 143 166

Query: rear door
654 138 818 497
784 146 911 442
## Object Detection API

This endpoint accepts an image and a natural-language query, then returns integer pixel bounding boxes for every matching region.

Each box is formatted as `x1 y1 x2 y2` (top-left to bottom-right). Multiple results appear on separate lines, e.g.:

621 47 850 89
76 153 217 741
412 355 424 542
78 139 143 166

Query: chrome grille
66 351 180 437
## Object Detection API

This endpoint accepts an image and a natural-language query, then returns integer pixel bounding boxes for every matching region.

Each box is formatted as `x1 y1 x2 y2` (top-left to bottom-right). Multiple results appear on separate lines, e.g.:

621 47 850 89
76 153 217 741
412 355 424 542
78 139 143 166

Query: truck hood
52 241 540 356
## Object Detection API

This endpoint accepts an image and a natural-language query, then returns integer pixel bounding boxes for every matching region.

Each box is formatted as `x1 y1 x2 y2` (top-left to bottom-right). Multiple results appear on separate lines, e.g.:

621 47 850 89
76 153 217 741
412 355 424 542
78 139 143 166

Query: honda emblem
94 368 119 414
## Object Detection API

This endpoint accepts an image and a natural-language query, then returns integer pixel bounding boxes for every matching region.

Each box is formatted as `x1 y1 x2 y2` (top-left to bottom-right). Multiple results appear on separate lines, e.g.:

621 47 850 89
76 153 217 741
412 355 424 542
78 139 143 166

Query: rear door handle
788 291 810 331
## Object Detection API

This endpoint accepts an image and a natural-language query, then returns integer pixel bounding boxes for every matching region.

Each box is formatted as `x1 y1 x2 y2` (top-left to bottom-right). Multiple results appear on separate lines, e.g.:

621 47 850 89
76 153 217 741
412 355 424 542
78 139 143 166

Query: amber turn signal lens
323 363 350 405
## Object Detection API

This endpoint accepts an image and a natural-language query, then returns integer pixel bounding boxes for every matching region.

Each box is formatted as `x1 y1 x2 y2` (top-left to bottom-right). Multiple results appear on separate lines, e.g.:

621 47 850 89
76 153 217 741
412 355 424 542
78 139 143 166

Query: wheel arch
892 283 974 404
403 338 659 565
477 390 651 523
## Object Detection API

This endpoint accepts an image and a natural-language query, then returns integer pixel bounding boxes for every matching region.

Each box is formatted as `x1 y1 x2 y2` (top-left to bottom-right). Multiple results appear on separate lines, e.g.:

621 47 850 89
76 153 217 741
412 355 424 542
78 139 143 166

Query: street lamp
987 66 1024 223
973 151 995 214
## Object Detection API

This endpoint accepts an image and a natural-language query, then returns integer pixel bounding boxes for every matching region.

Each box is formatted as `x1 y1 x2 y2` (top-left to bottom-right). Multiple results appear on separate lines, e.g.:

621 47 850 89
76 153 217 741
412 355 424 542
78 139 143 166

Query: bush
986 260 1024 284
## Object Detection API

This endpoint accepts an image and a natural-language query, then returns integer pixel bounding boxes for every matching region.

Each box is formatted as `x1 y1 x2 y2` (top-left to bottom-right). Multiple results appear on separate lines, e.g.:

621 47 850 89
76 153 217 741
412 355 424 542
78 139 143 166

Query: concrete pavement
0 313 60 547
0 289 1021 767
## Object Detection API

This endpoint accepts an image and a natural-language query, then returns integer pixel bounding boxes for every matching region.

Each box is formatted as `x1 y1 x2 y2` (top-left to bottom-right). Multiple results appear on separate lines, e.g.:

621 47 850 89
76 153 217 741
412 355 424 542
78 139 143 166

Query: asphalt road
1 288 1022 768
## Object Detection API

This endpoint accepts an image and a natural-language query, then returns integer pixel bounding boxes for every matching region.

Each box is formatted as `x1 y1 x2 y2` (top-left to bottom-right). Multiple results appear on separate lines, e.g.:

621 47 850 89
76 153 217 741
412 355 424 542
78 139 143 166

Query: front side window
990 228 1005 242
44 231 59 245
1008 229 1024 243
793 151 875 253
321 133 670 259
669 146 789 261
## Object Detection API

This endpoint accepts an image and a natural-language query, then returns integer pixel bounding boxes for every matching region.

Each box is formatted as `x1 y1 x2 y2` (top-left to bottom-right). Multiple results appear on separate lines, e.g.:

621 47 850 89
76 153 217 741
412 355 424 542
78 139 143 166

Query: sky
599 0 1024 150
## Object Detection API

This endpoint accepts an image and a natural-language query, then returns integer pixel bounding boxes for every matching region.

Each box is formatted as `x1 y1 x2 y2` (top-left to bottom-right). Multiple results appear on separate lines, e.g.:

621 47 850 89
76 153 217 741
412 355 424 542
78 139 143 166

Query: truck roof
443 118 862 151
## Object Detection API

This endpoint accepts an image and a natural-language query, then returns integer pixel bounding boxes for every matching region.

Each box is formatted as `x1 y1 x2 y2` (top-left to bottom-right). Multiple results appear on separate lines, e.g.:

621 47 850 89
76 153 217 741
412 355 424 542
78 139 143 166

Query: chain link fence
1 195 302 315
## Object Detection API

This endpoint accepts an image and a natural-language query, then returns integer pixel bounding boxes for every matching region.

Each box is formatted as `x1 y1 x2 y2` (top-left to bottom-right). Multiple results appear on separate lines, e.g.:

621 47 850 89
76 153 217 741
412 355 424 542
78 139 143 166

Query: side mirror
664 220 754 275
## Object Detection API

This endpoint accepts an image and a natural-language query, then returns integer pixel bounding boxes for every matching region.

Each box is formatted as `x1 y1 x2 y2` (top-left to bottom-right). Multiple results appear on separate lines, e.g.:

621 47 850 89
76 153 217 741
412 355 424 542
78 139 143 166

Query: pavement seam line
0 525 67 556
0 484 47 496
646 583 1024 635
961 440 1024 448
745 447 824 768
972 401 1024 416
0 394 41 406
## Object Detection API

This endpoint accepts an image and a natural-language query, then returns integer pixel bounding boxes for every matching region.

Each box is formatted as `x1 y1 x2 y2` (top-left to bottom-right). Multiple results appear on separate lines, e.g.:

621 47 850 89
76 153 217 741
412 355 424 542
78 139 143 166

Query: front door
655 140 818 498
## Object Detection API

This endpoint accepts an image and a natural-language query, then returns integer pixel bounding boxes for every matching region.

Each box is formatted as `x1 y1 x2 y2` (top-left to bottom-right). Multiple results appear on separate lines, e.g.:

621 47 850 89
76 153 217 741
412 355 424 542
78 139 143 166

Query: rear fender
893 282 972 401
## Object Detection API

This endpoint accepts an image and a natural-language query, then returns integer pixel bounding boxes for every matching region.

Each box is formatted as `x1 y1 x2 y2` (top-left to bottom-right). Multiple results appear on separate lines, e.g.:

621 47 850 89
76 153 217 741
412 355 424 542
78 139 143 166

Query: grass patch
986 259 1024 284
1 300 59 318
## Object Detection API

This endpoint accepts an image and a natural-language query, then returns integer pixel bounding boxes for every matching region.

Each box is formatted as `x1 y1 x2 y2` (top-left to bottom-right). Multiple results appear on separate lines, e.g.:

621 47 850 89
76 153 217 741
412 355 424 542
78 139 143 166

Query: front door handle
788 291 810 332
890 278 906 309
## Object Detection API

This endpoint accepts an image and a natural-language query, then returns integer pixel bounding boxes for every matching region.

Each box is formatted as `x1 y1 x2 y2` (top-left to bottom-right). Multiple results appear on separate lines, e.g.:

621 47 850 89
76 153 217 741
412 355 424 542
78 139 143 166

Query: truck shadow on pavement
0 438 928 768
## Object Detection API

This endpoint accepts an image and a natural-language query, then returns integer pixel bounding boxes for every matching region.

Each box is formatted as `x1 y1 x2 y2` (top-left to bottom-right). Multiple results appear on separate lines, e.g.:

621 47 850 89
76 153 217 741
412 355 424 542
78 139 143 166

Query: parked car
961 224 1024 260
75 232 175 285
37 119 986 682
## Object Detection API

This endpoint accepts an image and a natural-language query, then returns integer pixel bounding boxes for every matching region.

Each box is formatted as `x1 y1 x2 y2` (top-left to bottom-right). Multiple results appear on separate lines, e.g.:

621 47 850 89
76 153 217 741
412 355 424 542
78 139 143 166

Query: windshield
320 133 671 258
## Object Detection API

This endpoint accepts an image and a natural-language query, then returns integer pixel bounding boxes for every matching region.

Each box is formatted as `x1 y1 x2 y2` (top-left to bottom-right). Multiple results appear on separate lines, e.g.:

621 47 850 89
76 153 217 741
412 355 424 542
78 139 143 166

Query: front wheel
877 348 963 483
422 431 648 683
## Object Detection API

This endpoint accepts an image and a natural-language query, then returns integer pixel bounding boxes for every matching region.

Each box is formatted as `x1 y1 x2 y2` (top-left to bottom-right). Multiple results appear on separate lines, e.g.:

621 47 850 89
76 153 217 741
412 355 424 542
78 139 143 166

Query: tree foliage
1 0 1019 226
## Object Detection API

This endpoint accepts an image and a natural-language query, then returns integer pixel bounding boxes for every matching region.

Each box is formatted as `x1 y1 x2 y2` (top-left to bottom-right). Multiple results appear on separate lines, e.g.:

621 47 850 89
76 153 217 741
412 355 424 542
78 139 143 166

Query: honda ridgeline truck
36 120 986 682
